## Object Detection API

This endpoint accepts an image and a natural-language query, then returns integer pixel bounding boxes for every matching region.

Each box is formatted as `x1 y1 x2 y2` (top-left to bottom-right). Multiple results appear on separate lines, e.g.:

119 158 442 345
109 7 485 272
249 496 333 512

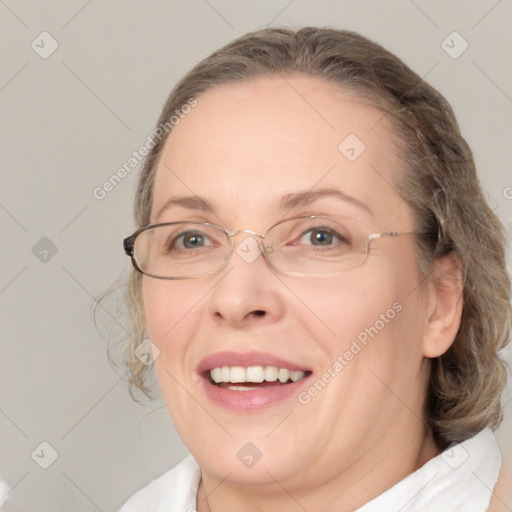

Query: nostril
253 310 266 317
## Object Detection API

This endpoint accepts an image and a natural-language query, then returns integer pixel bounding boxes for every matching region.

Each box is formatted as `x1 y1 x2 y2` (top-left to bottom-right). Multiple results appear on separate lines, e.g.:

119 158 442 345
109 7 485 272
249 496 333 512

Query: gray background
0 1 511 510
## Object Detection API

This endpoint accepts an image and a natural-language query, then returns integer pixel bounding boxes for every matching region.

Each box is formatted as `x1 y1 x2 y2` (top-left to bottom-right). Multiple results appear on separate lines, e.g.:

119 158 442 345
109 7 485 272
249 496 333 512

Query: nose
207 234 285 328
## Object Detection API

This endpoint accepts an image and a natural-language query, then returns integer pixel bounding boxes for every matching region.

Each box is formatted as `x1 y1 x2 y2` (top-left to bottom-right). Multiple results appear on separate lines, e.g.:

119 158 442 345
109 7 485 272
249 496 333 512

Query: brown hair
108 27 511 445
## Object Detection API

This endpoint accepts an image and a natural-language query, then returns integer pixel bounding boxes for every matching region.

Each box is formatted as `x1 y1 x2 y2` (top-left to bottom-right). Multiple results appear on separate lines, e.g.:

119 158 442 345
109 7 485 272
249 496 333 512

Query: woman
117 27 511 511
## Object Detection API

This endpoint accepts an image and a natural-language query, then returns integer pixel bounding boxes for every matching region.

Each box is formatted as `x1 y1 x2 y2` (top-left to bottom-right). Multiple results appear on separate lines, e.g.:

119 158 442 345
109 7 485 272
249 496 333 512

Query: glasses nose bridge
228 227 266 241
224 228 269 264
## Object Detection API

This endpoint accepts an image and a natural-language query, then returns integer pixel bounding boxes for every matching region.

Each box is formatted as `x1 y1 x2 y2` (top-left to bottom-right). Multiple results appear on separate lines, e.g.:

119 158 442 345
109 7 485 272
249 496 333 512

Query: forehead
151 75 410 228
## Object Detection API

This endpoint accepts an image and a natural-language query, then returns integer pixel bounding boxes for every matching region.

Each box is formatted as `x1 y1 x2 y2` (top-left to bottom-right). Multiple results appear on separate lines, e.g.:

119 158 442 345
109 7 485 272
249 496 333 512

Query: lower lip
200 375 311 410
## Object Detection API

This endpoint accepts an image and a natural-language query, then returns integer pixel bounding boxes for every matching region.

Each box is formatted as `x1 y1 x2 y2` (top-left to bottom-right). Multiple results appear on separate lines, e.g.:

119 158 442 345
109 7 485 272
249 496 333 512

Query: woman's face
143 75 432 491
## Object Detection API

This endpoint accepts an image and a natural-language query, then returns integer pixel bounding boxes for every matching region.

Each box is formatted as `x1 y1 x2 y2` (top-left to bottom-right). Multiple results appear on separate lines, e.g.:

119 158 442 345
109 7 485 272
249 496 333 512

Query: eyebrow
279 187 373 216
154 195 214 221
154 187 372 221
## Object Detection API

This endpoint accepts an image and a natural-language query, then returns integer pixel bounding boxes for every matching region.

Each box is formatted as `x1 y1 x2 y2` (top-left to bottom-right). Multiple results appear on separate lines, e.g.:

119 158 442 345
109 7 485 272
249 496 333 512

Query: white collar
356 428 501 512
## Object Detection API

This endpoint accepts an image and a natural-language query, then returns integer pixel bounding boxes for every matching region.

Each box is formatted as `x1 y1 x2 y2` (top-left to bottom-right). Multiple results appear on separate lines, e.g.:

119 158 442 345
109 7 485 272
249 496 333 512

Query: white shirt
119 428 501 512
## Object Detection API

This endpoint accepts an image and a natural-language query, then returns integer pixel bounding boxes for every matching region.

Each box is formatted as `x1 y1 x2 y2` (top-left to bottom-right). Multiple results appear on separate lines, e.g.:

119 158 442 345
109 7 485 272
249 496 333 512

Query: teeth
264 366 278 381
211 367 222 383
246 366 265 383
209 365 306 384
290 370 304 382
230 366 246 383
278 368 290 383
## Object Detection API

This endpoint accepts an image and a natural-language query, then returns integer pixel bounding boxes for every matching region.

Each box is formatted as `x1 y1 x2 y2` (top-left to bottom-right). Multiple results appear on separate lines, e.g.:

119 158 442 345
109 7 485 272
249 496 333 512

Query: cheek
141 279 194 377
142 280 171 344
316 257 426 370
306 275 398 338
141 279 201 426
306 272 427 424
142 278 213 386
142 278 202 341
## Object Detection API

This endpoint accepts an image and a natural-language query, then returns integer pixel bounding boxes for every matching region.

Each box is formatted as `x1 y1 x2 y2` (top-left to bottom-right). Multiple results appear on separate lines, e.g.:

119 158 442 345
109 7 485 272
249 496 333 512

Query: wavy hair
104 27 511 445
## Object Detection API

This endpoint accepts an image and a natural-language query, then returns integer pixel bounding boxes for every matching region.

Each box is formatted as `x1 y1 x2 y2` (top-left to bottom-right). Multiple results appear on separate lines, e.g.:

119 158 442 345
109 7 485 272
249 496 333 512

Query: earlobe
422 253 464 359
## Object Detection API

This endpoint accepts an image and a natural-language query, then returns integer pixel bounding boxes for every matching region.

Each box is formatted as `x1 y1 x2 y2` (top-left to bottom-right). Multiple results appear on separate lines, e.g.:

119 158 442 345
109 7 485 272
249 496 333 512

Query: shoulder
119 455 201 512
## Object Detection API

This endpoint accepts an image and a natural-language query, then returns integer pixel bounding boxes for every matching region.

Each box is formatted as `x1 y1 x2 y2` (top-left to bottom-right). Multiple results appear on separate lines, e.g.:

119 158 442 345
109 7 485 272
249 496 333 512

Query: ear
422 253 464 358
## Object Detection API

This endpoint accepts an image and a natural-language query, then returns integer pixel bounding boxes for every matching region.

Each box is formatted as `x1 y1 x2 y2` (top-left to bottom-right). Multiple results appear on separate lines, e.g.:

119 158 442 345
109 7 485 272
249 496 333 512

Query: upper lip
196 350 312 375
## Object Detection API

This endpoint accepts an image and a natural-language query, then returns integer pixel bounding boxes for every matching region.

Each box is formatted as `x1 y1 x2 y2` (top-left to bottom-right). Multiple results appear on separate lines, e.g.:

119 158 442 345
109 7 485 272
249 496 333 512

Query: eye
171 230 213 250
299 227 346 247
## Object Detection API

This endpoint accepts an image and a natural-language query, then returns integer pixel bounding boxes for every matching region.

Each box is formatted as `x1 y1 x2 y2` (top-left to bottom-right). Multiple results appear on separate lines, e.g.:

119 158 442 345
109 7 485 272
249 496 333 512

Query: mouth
197 351 313 410
207 365 311 390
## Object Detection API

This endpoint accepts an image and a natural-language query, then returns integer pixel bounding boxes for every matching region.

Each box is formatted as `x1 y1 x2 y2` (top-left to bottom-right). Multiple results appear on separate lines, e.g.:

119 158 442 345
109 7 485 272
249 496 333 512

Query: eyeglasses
123 215 416 280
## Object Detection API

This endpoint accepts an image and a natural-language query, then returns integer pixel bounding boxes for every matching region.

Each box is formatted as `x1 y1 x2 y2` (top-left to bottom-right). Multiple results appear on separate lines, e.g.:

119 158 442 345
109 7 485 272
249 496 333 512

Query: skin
142 74 463 512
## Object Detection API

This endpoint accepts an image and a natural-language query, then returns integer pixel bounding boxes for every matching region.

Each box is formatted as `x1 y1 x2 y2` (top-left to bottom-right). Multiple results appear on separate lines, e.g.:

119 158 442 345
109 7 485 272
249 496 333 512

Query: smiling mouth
207 365 312 390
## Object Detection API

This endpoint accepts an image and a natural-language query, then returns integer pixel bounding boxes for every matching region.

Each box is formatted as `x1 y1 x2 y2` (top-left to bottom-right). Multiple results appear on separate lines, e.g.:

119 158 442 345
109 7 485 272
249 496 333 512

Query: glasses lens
265 216 368 275
133 223 229 278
